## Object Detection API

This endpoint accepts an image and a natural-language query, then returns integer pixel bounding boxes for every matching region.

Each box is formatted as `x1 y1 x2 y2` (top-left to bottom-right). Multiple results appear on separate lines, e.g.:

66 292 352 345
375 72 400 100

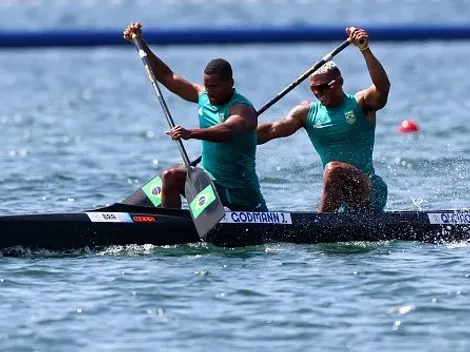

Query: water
1 0 470 350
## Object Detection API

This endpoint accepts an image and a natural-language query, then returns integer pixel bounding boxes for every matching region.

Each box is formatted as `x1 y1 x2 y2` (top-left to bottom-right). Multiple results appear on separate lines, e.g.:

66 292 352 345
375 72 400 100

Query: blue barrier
0 24 469 48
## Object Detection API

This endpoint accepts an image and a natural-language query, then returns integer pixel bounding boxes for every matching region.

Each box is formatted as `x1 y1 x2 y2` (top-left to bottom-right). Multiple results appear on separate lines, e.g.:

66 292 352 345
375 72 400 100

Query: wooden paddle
131 35 225 240
123 37 352 208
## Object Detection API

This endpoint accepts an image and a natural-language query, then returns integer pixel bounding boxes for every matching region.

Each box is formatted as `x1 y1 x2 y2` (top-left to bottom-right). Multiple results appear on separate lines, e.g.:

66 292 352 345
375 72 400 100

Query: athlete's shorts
214 182 268 212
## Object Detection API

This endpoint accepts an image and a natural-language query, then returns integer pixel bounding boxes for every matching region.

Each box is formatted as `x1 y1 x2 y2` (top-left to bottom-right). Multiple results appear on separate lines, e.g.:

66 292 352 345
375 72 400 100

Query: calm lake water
1 0 470 351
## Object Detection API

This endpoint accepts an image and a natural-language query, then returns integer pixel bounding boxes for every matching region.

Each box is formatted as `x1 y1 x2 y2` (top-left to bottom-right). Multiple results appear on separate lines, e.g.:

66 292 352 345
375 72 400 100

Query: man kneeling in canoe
257 27 390 212
124 22 267 212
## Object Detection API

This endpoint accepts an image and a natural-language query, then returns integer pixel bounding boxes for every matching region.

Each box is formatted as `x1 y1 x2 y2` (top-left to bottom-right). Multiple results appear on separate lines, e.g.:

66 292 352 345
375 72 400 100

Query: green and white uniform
198 90 267 211
305 93 387 210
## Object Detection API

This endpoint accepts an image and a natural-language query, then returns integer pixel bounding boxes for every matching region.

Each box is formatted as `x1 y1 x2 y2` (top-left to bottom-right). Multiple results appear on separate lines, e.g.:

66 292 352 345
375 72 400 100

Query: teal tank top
198 90 260 189
305 94 376 175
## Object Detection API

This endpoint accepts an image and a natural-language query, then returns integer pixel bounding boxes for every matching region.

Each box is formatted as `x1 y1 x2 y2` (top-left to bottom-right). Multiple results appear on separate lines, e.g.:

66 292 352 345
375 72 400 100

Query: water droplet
394 305 415 315
392 320 401 330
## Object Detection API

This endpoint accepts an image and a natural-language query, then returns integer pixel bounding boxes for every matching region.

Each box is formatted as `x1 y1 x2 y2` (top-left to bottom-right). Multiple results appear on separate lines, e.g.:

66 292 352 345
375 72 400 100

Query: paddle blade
122 173 163 207
185 167 225 239
122 162 188 208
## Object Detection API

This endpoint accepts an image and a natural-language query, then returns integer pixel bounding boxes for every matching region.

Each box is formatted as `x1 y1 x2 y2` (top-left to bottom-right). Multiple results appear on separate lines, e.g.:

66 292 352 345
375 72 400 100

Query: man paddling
124 22 267 212
257 27 390 212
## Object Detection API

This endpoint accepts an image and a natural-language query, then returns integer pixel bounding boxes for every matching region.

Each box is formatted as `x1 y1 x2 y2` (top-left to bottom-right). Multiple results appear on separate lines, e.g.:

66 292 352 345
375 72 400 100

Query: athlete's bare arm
348 27 390 118
257 104 308 145
189 104 257 142
166 104 257 143
124 22 203 103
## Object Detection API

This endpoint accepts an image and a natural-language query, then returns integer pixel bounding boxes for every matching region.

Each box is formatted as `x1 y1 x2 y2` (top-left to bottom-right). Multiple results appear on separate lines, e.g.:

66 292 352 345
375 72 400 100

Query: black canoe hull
0 203 469 250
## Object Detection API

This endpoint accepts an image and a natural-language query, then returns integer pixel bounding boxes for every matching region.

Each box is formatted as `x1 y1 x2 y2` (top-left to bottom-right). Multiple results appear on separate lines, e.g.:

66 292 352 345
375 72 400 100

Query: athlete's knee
325 161 366 181
323 161 348 182
162 168 185 188
161 168 175 184
325 161 351 173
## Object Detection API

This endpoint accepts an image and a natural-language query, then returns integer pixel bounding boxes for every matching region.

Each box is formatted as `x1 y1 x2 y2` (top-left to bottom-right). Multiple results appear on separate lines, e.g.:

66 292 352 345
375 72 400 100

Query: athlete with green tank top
257 26 390 212
124 22 267 211
306 93 375 175
197 90 267 210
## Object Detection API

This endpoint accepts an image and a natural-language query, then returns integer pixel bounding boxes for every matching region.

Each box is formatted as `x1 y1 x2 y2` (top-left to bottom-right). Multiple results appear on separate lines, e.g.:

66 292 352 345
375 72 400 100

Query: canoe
0 202 469 252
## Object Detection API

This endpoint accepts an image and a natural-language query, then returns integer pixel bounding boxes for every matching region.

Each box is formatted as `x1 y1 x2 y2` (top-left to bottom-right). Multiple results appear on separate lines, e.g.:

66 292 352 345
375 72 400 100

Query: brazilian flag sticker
190 185 216 219
142 175 163 207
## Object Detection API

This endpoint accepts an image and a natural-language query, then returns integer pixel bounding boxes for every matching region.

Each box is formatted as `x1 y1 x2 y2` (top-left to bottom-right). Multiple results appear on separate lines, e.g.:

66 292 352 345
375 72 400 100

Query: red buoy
398 120 420 134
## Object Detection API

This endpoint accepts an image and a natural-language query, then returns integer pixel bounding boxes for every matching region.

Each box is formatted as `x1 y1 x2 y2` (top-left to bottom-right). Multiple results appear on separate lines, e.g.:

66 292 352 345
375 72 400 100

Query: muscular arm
356 48 391 113
141 39 204 103
257 105 308 145
189 104 257 143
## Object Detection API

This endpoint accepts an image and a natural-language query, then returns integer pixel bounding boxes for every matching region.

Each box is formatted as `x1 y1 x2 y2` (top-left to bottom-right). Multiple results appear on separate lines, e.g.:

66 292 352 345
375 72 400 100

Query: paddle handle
256 38 352 116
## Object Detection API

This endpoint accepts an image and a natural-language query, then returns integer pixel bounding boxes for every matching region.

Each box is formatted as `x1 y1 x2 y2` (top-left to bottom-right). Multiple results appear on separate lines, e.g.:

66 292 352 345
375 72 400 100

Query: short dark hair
204 58 233 80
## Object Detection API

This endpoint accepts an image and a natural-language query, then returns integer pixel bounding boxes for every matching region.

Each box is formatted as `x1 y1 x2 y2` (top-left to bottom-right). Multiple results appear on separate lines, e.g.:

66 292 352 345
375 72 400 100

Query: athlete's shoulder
308 100 321 109
293 103 311 114
349 91 368 113
286 104 309 127
229 102 256 122
198 90 209 105
306 101 321 117
344 92 363 111
352 91 366 105
232 90 253 105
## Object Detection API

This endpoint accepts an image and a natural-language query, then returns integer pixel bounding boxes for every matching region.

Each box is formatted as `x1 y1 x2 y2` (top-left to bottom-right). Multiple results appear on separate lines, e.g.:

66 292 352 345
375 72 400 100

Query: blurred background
1 0 469 27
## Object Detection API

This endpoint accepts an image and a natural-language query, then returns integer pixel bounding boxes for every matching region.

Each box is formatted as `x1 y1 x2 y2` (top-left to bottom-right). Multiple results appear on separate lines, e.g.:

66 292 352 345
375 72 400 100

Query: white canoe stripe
86 211 292 225
219 211 292 225
86 212 133 223
428 212 470 225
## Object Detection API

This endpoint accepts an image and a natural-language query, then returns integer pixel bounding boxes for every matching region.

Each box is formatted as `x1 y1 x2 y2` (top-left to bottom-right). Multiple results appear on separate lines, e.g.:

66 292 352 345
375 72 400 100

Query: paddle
130 35 225 239
123 37 352 208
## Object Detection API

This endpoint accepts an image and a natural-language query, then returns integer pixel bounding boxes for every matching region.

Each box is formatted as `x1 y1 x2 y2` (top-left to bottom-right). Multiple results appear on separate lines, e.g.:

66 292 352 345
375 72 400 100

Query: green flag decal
189 185 217 219
142 175 163 207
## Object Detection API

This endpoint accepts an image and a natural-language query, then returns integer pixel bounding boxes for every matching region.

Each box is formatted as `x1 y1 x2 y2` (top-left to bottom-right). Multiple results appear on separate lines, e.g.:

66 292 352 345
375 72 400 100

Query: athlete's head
204 58 234 105
309 61 344 107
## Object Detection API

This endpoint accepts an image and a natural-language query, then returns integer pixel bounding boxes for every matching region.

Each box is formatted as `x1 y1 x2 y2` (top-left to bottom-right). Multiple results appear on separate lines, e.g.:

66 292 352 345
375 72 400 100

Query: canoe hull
0 203 469 251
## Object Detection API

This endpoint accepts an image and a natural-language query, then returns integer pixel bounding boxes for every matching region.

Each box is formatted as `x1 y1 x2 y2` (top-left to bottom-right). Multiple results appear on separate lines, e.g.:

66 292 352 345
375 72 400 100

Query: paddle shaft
256 38 352 115
131 35 192 168
190 37 352 166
